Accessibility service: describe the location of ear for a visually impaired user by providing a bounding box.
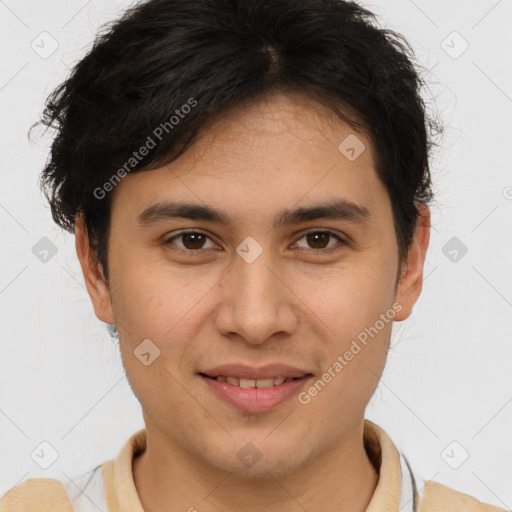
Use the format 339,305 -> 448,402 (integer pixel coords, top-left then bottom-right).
394,204 -> 431,321
75,213 -> 115,324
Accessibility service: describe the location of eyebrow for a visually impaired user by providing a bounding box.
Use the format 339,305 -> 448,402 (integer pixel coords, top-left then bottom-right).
137,199 -> 370,229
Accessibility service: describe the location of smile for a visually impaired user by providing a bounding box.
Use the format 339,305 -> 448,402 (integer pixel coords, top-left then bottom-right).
203,375 -> 301,388
198,364 -> 313,412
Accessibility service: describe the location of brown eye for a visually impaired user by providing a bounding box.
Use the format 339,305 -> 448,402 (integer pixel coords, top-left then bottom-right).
165,231 -> 216,252
180,233 -> 207,250
295,231 -> 344,252
306,232 -> 330,249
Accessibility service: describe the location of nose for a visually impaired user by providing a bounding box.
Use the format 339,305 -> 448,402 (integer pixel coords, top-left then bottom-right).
214,250 -> 298,345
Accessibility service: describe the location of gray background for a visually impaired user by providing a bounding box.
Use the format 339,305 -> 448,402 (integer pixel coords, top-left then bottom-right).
1,0 -> 511,508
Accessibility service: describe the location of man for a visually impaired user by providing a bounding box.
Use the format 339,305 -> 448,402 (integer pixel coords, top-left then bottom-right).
1,0 -> 505,510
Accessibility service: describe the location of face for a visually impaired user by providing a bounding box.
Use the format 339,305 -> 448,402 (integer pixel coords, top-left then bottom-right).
76,92 -> 429,478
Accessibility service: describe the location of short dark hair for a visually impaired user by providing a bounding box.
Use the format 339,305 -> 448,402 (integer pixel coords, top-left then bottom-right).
36,0 -> 442,281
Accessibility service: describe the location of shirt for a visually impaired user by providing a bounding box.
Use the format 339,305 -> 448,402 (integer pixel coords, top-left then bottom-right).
1,419 -> 507,511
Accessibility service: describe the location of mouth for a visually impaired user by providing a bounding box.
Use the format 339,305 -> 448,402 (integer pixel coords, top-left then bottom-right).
198,364 -> 313,412
200,374 -> 302,388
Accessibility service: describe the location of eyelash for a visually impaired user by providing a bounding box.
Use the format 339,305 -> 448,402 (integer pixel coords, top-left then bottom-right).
163,229 -> 346,255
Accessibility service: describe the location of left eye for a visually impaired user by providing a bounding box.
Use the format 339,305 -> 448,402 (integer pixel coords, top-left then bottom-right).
294,231 -> 343,251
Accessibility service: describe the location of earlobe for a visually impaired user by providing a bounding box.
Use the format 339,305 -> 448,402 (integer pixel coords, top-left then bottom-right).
75,213 -> 115,324
394,204 -> 431,321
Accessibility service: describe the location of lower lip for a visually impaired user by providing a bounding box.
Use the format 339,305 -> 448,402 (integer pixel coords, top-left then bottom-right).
200,375 -> 311,413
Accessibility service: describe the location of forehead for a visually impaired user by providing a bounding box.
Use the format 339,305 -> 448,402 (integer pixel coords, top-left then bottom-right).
109,92 -> 387,223
192,91 -> 373,163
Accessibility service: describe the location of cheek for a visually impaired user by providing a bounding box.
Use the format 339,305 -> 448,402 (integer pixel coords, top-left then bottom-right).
292,258 -> 395,398
107,255 -> 206,413
107,251 -> 224,381
108,249 -> 198,337
297,257 -> 397,338
296,271 -> 394,420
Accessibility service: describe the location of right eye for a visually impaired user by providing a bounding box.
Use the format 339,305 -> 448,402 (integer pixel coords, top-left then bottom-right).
163,230 -> 219,254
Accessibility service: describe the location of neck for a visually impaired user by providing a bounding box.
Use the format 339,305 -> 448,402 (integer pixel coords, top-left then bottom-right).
133,418 -> 379,512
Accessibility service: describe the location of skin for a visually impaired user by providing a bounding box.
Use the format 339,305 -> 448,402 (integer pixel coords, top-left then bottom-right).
75,91 -> 430,512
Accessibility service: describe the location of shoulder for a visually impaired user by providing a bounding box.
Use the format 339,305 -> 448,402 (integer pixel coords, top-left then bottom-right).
418,480 -> 508,512
0,477 -> 73,511
0,465 -> 107,512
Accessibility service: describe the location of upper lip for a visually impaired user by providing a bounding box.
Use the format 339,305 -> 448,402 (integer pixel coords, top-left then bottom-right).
200,364 -> 312,380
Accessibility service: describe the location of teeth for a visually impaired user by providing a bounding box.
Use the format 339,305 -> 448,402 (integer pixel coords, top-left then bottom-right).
215,376 -> 291,387
239,378 -> 256,388
255,378 -> 274,388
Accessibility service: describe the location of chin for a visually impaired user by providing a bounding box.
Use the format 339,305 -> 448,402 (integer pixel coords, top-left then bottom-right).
203,444 -> 306,480
227,459 -> 302,480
